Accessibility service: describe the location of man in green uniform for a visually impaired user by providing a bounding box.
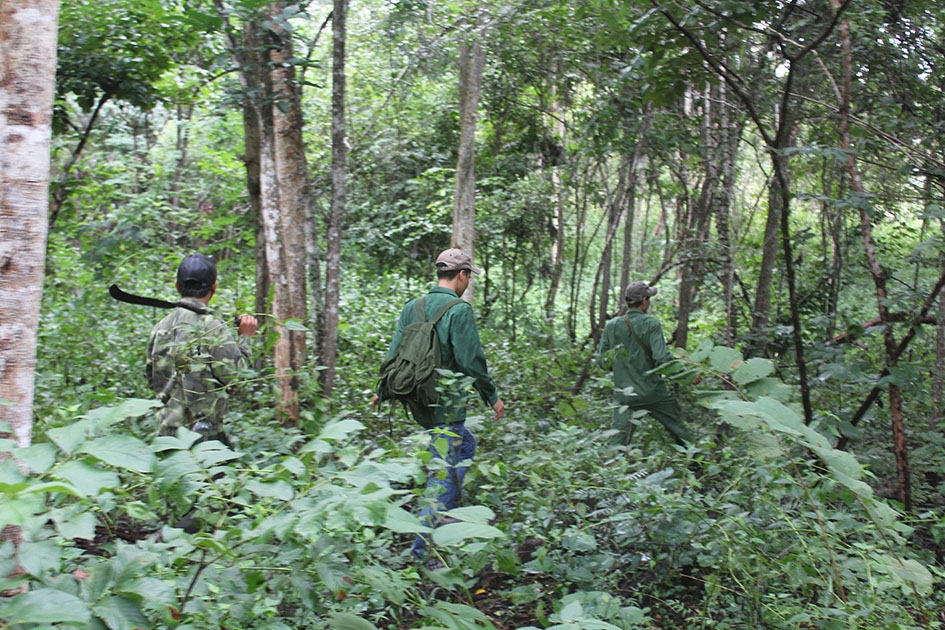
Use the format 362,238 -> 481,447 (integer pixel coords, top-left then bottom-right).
147,254 -> 258,446
373,248 -> 504,560
597,281 -> 691,446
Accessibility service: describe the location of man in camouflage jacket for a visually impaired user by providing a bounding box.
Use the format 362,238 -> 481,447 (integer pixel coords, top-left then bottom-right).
147,254 -> 258,446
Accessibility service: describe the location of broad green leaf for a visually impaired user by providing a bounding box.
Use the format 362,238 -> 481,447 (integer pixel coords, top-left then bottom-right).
709,399 -> 763,429
0,589 -> 91,624
246,479 -> 294,500
85,399 -> 162,430
562,530 -> 597,552
300,439 -> 333,454
192,441 -> 241,466
559,599 -> 584,621
18,540 -> 64,577
79,435 -> 153,473
810,445 -> 863,480
0,495 -> 44,528
0,457 -> 27,486
731,358 -> 774,385
155,450 -> 201,483
709,346 -> 743,373
743,377 -> 794,401
421,601 -> 493,628
118,578 -> 176,607
14,442 -> 58,474
124,501 -> 159,520
152,430 -> 202,452
46,420 -> 92,455
317,417 -> 365,442
883,557 -> 934,596
383,505 -> 427,534
283,318 -> 309,331
443,505 -> 496,524
690,339 -> 714,363
92,595 -> 148,630
54,460 -> 120,495
53,510 -> 96,540
432,521 -> 505,545
328,612 -> 379,630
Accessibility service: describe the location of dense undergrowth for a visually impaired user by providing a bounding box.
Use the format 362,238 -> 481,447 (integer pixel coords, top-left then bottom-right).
3,244 -> 945,628
3,325 -> 944,627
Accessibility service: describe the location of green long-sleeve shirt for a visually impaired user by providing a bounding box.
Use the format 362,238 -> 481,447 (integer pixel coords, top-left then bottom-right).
597,309 -> 674,406
385,286 -> 499,426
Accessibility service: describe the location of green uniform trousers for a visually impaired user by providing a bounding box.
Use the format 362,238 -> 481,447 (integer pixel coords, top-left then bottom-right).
609,396 -> 691,446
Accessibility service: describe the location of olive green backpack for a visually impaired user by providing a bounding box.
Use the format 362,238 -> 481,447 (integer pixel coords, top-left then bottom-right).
378,296 -> 464,428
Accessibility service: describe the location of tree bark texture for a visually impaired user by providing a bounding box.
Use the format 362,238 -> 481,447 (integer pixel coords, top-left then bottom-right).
0,0 -> 59,597
220,0 -> 311,422
320,0 -> 348,397
0,0 -> 59,448
452,33 -> 485,300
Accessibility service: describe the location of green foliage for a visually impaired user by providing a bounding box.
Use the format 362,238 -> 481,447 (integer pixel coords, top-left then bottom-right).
57,0 -> 200,112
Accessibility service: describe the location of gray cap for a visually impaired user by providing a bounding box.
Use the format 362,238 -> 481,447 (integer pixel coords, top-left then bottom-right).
625,281 -> 657,305
435,248 -> 482,274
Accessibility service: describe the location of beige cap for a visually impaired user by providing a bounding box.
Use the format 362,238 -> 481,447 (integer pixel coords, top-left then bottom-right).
435,248 -> 482,274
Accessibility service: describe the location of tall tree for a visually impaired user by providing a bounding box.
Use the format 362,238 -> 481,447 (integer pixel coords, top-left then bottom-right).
0,0 -> 60,448
0,0 -> 59,598
452,10 -> 486,299
655,0 -> 854,423
217,0 -> 311,422
320,0 -> 348,397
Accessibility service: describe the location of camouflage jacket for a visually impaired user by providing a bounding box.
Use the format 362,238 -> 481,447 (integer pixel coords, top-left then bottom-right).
146,300 -> 252,438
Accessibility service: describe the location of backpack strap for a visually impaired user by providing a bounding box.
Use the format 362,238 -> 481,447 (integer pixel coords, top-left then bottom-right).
423,297 -> 465,325
623,314 -> 655,368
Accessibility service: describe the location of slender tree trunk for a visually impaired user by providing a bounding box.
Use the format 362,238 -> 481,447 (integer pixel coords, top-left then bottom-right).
0,0 -> 60,596
934,231 -> 945,426
829,3 -> 910,508
242,98 -> 269,329
543,94 -> 566,337
452,28 -> 485,300
320,0 -> 347,397
171,102 -> 193,209
715,84 -> 741,347
749,167 -> 783,356
674,87 -> 719,349
48,92 -> 109,227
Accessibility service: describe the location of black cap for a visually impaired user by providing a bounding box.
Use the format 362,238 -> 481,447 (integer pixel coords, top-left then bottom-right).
176,254 -> 217,295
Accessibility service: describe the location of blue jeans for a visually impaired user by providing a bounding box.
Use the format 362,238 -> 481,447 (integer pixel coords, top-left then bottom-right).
411,423 -> 476,558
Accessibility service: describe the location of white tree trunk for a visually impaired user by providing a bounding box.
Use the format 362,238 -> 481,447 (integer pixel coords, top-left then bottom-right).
0,0 -> 59,448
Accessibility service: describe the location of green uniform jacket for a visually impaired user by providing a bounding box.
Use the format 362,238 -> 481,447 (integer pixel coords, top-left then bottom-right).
146,300 -> 252,438
597,309 -> 675,407
385,286 -> 499,426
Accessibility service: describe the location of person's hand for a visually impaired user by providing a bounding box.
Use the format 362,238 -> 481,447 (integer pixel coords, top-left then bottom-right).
370,394 -> 380,407
492,398 -> 505,420
238,314 -> 258,337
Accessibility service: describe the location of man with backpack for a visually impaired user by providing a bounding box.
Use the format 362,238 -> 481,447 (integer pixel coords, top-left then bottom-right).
373,248 -> 504,561
597,281 -> 692,447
